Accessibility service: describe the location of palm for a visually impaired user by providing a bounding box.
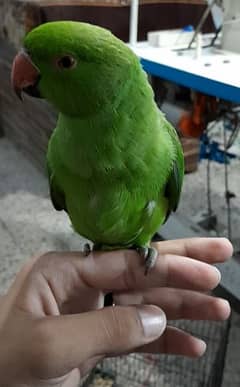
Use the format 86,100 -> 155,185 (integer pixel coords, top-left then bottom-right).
4,239 -> 231,387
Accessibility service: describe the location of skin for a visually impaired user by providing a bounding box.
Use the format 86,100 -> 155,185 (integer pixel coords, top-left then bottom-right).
0,238 -> 232,387
18,21 -> 184,251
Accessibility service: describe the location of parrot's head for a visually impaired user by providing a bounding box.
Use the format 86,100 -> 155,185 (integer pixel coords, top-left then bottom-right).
11,21 -> 138,116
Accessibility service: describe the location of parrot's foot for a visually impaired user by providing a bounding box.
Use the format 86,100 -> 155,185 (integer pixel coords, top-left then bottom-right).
136,246 -> 158,276
83,243 -> 102,256
83,243 -> 91,256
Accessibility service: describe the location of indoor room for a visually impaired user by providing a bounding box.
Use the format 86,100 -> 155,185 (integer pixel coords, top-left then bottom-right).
0,1 -> 239,386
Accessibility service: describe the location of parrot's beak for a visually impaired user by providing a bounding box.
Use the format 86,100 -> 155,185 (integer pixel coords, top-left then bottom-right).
11,49 -> 41,101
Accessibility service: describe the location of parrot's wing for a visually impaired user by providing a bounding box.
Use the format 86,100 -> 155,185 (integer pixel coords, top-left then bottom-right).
164,160 -> 182,222
164,121 -> 184,222
47,160 -> 67,212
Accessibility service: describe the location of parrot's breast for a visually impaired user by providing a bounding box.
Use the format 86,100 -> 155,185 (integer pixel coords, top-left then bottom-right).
65,177 -> 168,247
47,90 -> 178,247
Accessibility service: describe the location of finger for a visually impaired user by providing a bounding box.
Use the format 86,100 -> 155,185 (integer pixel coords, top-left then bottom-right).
155,238 -> 233,263
114,289 -> 231,321
136,326 -> 207,358
81,250 -> 221,291
1,255 -> 40,323
32,305 -> 166,379
8,255 -> 40,297
29,246 -> 222,307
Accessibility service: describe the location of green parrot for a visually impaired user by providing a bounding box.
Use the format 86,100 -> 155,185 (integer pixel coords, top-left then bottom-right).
11,21 -> 184,274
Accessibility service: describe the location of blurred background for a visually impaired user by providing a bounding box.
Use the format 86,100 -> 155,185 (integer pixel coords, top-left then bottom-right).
0,1 -> 240,386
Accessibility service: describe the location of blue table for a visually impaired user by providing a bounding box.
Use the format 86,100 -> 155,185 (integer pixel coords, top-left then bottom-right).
132,42 -> 240,103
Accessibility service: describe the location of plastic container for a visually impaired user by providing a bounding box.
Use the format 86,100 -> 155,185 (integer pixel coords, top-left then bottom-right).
147,27 -> 194,48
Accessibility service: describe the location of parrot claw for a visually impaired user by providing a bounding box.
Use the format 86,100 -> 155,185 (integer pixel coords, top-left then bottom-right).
83,243 -> 91,256
136,246 -> 158,276
83,243 -> 102,256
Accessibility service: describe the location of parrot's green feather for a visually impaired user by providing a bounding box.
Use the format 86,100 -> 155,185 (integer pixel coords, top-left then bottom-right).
164,161 -> 181,223
47,160 -> 67,212
23,21 -> 184,249
164,121 -> 184,222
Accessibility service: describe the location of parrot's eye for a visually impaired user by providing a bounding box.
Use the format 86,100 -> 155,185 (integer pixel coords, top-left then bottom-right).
56,55 -> 76,70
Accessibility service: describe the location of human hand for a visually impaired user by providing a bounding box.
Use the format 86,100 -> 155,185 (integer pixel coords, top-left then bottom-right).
0,238 -> 232,387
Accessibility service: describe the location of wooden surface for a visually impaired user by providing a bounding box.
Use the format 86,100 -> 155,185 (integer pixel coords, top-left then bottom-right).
35,1 -> 214,42
19,1 -> 207,6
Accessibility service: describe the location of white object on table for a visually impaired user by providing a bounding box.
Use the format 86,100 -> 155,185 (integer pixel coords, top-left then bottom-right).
222,0 -> 240,54
147,29 -> 195,49
131,40 -> 240,102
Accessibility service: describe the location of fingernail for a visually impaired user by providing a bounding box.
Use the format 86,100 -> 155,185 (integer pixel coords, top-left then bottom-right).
137,305 -> 166,339
196,340 -> 207,357
217,298 -> 231,320
220,298 -> 231,311
213,266 -> 221,283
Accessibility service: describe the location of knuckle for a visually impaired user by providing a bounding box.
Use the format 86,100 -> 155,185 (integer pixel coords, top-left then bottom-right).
101,308 -> 122,343
122,251 -> 139,290
158,253 -> 170,285
33,251 -> 62,274
100,307 -> 141,351
39,251 -> 59,264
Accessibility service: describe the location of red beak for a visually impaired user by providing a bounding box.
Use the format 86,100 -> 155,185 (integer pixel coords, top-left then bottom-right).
11,50 -> 41,100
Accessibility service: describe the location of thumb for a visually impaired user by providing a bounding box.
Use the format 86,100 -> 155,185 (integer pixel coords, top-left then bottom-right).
89,305 -> 167,356
35,305 -> 166,377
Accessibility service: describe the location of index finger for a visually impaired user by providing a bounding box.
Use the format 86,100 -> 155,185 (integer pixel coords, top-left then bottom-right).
79,243 -> 222,292
79,237 -> 232,291
26,238 -> 230,304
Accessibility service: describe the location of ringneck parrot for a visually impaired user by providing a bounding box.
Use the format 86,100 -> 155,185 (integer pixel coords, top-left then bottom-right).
11,21 -> 184,274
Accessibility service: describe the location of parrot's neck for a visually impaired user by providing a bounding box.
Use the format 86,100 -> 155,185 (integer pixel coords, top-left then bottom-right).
57,80 -> 152,144
53,73 -> 160,178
